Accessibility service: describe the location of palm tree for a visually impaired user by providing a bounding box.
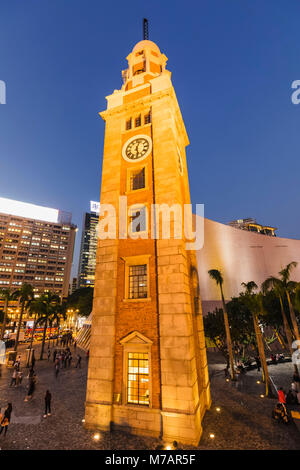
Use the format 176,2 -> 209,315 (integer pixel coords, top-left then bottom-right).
262,278 -> 293,353
26,298 -> 43,366
208,269 -> 236,380
241,282 -> 272,396
0,287 -> 18,340
50,300 -> 67,347
262,274 -> 298,374
36,292 -> 61,360
279,262 -> 300,341
14,283 -> 34,352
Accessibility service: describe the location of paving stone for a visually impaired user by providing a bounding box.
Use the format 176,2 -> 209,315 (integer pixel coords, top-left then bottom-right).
0,346 -> 299,450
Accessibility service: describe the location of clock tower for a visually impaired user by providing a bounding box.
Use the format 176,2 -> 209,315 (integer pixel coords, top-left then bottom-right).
85,38 -> 211,445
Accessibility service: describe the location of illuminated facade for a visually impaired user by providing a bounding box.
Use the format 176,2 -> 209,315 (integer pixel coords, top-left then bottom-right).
196,216 -> 300,315
78,216 -> 300,340
0,197 -> 76,299
77,202 -> 99,289
85,39 -> 211,445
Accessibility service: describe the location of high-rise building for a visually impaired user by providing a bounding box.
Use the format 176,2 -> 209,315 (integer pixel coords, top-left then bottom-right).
85,39 -> 210,445
0,197 -> 76,299
69,277 -> 78,295
77,201 -> 99,289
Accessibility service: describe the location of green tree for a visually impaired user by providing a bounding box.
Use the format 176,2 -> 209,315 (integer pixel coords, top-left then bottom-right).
240,282 -> 272,396
208,269 -> 236,380
0,287 -> 18,340
262,290 -> 290,349
32,292 -> 61,360
262,278 -> 293,354
204,308 -> 228,360
49,300 -> 67,347
14,284 -> 34,352
26,299 -> 43,367
262,272 -> 299,374
66,287 -> 93,317
279,262 -> 300,341
204,300 -> 254,361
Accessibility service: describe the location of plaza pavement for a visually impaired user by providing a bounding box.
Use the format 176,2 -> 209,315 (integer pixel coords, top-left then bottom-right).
0,344 -> 300,450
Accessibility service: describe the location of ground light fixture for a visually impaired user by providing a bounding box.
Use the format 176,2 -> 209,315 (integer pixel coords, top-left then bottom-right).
82,419 -> 85,423
260,394 -> 265,398
257,381 -> 261,384
93,433 -> 101,441
209,433 -> 215,439
216,407 -> 221,412
164,441 -> 178,450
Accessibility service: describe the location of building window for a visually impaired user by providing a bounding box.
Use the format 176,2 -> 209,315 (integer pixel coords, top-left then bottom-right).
135,115 -> 141,127
130,167 -> 145,191
144,112 -> 151,125
129,264 -> 147,299
126,118 -> 132,130
127,352 -> 149,405
129,205 -> 147,234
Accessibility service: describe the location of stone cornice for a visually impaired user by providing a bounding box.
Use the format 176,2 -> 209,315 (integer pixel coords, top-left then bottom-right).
100,88 -> 189,147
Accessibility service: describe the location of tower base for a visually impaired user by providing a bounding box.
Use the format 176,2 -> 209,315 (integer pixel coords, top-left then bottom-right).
84,400 -> 210,446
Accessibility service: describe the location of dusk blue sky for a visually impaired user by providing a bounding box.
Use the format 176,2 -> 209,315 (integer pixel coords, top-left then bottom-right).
1,0 -> 300,278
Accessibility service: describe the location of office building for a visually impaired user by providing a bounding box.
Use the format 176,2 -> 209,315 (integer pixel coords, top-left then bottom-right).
77,201 -> 99,288
0,197 -> 76,299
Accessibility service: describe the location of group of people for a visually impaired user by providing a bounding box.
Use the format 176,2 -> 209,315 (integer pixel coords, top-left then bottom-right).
270,353 -> 285,364
278,372 -> 300,406
8,354 -> 37,402
59,332 -> 74,348
52,347 -> 84,378
0,387 -> 52,437
272,372 -> 300,424
1,334 -> 87,438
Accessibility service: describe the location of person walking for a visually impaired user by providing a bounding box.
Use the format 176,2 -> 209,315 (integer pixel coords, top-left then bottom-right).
44,390 -> 52,418
0,403 -> 12,437
47,348 -> 51,361
16,355 -> 21,370
24,373 -> 36,401
10,369 -> 17,387
16,370 -> 23,387
67,352 -> 72,368
54,361 -> 59,379
75,354 -> 81,368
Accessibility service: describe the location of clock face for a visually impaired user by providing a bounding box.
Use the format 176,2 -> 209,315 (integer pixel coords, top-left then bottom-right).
122,135 -> 152,162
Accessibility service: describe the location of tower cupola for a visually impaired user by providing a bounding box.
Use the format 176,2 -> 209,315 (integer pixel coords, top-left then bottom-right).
122,40 -> 168,91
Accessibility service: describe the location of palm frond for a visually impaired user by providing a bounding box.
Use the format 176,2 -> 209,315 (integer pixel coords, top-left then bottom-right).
208,269 -> 223,286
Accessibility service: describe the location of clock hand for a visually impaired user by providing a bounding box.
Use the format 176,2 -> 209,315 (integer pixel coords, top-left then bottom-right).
131,143 -> 138,154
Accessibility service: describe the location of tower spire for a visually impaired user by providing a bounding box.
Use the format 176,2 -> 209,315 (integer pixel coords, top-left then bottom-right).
143,18 -> 149,40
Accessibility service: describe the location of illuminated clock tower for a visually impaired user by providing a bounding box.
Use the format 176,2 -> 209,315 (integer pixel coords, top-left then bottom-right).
85,36 -> 211,445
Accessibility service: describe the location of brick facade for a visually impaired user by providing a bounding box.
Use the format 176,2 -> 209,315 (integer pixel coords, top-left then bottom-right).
85,39 -> 211,445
